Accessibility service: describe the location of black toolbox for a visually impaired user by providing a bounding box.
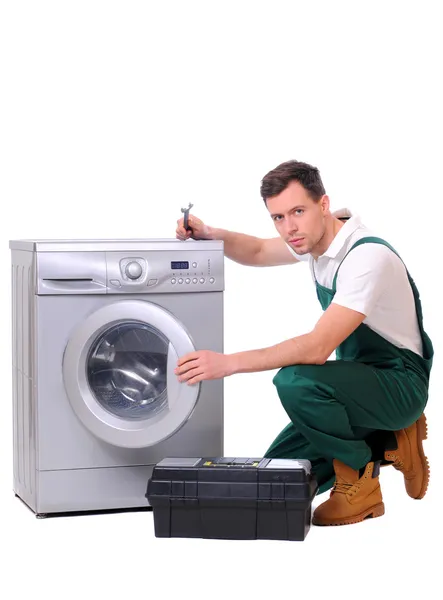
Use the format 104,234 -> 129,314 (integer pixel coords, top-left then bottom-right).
146,457 -> 318,541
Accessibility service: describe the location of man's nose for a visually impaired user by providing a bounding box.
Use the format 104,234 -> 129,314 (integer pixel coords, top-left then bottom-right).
285,216 -> 298,235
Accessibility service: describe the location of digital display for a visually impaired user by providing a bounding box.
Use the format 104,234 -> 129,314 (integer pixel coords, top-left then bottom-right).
171,261 -> 189,270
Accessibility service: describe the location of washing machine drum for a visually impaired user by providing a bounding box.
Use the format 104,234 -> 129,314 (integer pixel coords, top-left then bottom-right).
88,323 -> 169,420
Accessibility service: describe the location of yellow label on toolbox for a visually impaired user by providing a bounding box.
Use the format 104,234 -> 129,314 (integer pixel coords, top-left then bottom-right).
202,459 -> 261,467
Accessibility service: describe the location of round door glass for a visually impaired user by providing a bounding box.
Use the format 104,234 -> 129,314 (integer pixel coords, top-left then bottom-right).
87,321 -> 169,420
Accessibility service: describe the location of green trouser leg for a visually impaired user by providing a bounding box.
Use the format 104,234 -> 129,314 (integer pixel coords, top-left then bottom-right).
265,422 -> 336,494
264,360 -> 427,494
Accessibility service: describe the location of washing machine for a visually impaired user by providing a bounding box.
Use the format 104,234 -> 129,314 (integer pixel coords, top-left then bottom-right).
10,239 -> 224,516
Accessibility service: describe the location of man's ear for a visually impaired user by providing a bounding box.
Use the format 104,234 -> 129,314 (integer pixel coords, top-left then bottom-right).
320,194 -> 330,214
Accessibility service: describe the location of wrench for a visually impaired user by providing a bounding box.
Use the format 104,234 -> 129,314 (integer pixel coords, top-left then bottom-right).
181,202 -> 194,231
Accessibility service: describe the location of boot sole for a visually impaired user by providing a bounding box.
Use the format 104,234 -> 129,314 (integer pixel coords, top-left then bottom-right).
312,502 -> 385,526
414,413 -> 430,500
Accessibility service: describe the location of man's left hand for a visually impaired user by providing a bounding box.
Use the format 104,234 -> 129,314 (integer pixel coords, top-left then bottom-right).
175,350 -> 235,384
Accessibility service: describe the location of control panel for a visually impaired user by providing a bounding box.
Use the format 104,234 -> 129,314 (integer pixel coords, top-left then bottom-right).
170,258 -> 215,287
105,250 -> 223,293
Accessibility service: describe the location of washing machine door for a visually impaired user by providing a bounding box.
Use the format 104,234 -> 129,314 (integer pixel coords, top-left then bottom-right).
63,300 -> 200,448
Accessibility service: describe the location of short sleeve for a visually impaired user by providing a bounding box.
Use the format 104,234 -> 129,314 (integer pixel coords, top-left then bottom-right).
332,244 -> 396,316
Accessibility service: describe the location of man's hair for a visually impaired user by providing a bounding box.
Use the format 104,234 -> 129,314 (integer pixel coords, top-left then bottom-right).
260,160 -> 326,203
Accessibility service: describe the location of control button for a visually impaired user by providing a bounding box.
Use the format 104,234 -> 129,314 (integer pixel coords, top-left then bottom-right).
110,279 -> 121,288
199,278 -> 205,284
192,262 -> 197,268
171,278 -> 176,284
147,279 -> 158,286
178,278 -> 184,284
192,278 -> 198,284
209,277 -> 215,284
185,278 -> 191,284
125,261 -> 143,280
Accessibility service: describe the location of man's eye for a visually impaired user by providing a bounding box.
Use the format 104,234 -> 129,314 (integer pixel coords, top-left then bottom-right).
273,215 -> 282,221
295,209 -> 304,215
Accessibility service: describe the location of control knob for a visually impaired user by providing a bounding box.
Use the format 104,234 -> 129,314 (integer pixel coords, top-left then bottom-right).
125,261 -> 143,280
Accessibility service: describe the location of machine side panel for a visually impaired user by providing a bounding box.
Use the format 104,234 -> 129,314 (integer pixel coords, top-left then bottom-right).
11,249 -> 37,511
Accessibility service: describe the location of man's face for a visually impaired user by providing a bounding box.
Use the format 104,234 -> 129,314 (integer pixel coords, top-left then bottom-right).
266,181 -> 329,256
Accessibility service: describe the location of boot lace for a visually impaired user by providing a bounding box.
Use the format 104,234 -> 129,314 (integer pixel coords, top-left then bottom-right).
393,458 -> 404,470
332,481 -> 359,495
388,452 -> 404,470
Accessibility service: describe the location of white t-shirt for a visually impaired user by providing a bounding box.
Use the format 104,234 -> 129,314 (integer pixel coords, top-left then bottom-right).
286,209 -> 423,357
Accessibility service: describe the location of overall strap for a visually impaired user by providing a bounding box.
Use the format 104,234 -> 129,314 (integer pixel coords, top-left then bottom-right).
331,235 -> 433,368
331,236 -> 399,293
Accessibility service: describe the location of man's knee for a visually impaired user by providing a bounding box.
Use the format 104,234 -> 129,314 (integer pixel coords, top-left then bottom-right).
273,365 -> 330,414
273,364 -> 316,387
273,364 -> 325,391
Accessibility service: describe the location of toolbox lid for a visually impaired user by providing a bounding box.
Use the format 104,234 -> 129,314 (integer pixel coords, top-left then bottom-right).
264,458 -> 311,472
147,457 -> 318,502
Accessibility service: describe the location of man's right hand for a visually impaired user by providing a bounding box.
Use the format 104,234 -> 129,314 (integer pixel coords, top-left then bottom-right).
176,215 -> 213,241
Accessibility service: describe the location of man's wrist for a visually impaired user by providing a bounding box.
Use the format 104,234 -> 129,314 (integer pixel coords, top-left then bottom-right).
229,354 -> 239,376
207,226 -> 220,240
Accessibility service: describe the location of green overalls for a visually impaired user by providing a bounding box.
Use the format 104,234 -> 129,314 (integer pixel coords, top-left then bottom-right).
265,237 -> 434,494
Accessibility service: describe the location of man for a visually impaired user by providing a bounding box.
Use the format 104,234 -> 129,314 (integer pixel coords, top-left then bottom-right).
174,160 -> 433,526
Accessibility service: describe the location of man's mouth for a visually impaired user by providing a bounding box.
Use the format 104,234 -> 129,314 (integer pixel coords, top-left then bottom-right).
289,237 -> 304,246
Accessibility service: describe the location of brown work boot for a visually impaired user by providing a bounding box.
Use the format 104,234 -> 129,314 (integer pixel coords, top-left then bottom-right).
312,460 -> 385,526
384,413 -> 429,499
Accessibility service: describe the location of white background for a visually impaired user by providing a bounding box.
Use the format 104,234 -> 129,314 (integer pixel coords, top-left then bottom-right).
0,1 -> 442,598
